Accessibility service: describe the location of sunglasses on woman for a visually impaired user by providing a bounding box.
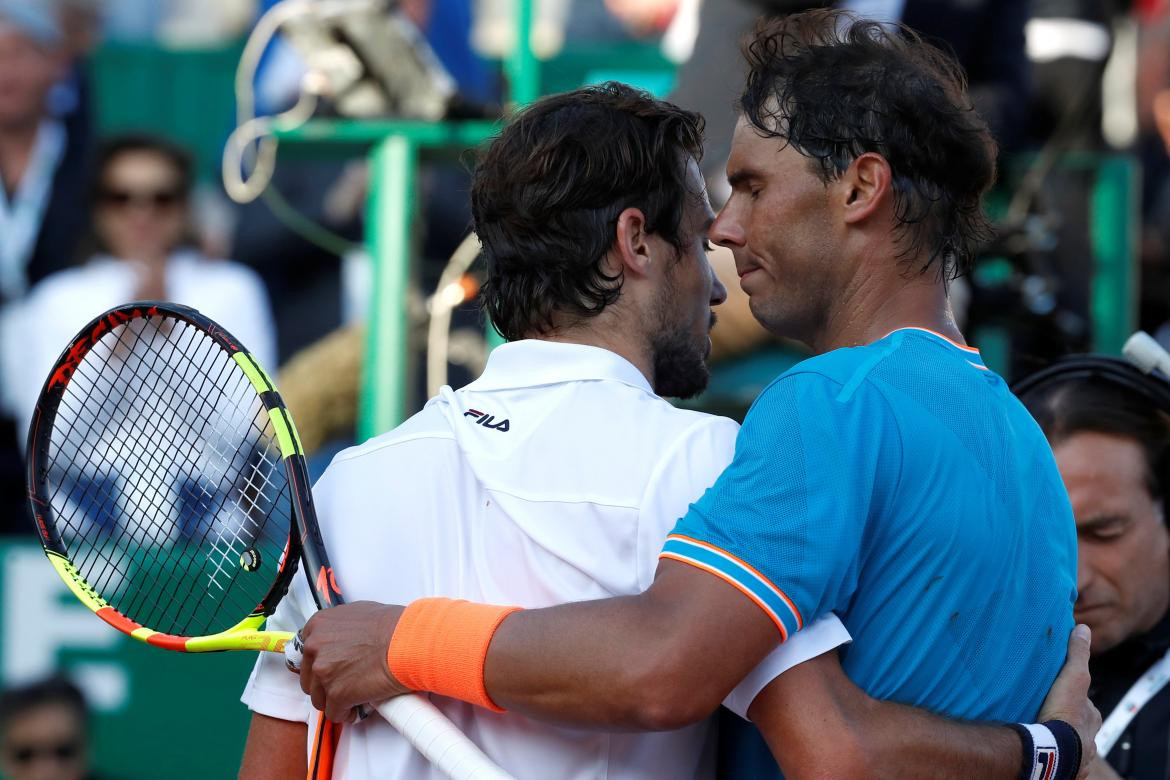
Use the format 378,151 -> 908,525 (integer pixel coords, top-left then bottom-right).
98,187 -> 185,210
6,739 -> 81,765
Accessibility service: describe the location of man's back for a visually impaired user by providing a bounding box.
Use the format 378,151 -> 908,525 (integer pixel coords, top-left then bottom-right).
698,329 -> 1078,776
244,340 -> 741,778
825,329 -> 1076,716
685,328 -> 1076,714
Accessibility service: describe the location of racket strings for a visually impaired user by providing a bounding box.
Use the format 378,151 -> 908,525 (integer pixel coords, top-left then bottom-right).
42,314 -> 292,637
56,317 -> 238,609
66,319 -> 284,631
62,321 -> 232,593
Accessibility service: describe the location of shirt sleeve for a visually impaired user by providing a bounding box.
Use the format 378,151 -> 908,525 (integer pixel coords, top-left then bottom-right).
721,613 -> 852,720
240,567 -> 316,723
239,470 -> 342,722
636,415 -> 740,590
661,371 -> 899,640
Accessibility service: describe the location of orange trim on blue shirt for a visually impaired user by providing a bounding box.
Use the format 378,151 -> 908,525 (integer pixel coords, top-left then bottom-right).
660,534 -> 803,638
887,327 -> 981,354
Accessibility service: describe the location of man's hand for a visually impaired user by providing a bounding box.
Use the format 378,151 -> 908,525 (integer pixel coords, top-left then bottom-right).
1038,624 -> 1101,780
296,601 -> 411,722
1086,758 -> 1123,780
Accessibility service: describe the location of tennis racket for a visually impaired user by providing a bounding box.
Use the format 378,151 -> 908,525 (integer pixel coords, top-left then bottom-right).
26,302 -> 513,780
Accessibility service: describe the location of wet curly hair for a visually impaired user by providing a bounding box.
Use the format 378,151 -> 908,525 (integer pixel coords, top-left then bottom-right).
739,9 -> 997,279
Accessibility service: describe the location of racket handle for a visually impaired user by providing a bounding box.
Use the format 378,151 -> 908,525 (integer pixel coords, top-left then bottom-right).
284,631 -> 304,671
287,633 -> 513,779
373,695 -> 515,780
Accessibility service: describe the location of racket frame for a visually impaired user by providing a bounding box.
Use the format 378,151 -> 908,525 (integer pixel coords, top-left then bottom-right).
25,301 -> 335,652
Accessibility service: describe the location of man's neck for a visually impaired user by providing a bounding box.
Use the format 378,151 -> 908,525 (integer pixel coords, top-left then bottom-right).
0,120 -> 43,195
813,255 -> 963,354
533,319 -> 654,390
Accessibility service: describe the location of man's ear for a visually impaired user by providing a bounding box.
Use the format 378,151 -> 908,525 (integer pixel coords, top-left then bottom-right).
612,207 -> 655,278
840,152 -> 893,225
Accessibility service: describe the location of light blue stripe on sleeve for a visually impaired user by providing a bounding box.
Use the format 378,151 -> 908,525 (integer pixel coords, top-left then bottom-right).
660,536 -> 801,639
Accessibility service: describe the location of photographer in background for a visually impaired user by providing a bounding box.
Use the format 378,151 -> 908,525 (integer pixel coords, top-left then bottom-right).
1016,357 -> 1170,779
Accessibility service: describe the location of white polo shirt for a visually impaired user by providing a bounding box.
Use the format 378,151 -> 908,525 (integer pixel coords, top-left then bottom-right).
242,340 -> 849,779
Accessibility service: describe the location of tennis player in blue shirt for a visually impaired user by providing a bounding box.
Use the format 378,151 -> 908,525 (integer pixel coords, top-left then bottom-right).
291,10 -> 1092,778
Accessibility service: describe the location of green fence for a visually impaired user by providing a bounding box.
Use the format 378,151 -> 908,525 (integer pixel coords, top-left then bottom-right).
0,541 -> 254,780
90,41 -> 243,181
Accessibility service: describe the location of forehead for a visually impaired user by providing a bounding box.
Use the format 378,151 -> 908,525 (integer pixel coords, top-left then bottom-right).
726,116 -> 809,179
681,155 -> 714,224
103,150 -> 181,181
4,701 -> 84,737
1052,431 -> 1153,509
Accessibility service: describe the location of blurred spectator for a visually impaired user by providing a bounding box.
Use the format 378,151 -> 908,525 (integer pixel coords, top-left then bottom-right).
473,0 -> 571,59
49,0 -> 103,158
0,135 -> 276,466
603,0 -> 680,37
0,2 -> 92,537
0,2 -> 90,304
1017,361 -> 1170,780
0,676 -> 93,780
229,160 -> 354,363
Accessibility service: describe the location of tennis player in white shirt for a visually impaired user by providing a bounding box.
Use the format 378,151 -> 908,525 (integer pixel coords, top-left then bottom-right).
239,82 -> 848,779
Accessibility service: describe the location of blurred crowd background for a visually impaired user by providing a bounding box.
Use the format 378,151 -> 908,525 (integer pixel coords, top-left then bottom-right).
0,0 -> 1168,777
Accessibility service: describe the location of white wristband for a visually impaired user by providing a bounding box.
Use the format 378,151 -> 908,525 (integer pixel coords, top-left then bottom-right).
1022,722 -> 1058,780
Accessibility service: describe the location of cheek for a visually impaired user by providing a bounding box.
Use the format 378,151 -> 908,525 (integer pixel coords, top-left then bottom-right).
1113,523 -> 1170,599
95,211 -> 122,240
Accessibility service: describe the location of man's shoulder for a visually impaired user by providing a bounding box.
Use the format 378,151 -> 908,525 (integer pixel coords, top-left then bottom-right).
752,340 -> 902,415
325,405 -> 457,468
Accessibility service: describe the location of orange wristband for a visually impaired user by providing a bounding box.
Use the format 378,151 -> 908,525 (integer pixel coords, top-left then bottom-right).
387,597 -> 522,712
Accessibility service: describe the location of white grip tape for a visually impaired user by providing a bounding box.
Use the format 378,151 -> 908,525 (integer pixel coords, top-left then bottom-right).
284,631 -> 303,672
375,695 -> 515,780
285,632 -> 512,779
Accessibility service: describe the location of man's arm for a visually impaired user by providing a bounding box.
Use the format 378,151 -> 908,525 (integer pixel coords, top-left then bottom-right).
238,713 -> 307,780
751,625 -> 1099,780
299,584 -> 1098,779
299,559 -> 778,729
486,559 -> 779,728
751,650 -> 1019,779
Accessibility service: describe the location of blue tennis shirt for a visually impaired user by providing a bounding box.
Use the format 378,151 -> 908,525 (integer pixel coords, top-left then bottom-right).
664,328 -> 1077,736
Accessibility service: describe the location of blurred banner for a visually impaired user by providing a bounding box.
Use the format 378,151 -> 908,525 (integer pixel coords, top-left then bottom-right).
0,540 -> 254,779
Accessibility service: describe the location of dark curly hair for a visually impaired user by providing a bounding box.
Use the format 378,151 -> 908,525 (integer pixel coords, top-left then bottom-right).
0,675 -> 88,733
739,9 -> 997,278
473,82 -> 705,341
91,133 -> 194,205
1019,370 -> 1170,504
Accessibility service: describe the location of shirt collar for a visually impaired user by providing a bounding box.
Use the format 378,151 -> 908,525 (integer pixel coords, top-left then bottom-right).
886,327 -> 987,370
465,339 -> 655,394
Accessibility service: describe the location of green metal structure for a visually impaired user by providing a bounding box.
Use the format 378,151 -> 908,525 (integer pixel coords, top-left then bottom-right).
275,0 -> 538,440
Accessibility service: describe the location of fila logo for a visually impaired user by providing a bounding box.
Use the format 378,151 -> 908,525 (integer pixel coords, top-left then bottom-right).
1032,748 -> 1056,780
464,408 -> 511,432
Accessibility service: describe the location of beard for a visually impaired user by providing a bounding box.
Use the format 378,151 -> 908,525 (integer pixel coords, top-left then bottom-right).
650,327 -> 711,399
649,284 -> 713,400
